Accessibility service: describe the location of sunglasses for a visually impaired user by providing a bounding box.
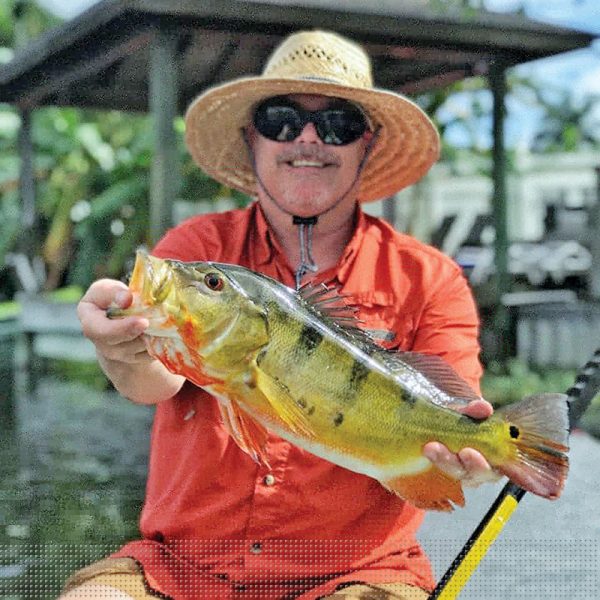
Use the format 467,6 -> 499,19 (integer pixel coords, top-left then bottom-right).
252,96 -> 369,146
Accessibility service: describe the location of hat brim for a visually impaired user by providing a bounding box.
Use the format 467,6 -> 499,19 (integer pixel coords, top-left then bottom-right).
184,77 -> 440,202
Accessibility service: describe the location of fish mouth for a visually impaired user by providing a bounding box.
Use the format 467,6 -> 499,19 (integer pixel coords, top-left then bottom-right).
106,251 -> 175,327
130,251 -> 174,306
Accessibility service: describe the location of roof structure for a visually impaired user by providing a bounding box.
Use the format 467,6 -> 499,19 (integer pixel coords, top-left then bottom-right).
2,0 -> 596,344
0,0 -> 594,111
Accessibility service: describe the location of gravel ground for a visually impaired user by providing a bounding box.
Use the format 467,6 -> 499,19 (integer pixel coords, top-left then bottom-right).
418,430 -> 599,599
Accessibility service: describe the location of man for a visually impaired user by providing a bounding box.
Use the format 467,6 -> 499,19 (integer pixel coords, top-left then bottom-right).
63,30 -> 496,600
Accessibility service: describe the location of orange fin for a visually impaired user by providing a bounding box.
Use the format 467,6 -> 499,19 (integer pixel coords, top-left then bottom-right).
215,395 -> 271,468
382,466 -> 465,512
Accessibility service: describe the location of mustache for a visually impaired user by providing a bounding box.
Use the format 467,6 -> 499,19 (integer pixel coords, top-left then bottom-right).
276,145 -> 340,166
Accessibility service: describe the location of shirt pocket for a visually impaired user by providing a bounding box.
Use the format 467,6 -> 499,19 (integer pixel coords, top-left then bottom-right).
350,291 -> 415,351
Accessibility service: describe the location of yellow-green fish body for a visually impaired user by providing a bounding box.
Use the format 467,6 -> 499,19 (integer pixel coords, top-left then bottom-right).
109,251 -> 569,511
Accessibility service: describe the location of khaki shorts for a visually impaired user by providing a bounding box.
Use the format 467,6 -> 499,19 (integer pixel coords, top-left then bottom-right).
60,557 -> 165,599
60,557 -> 429,600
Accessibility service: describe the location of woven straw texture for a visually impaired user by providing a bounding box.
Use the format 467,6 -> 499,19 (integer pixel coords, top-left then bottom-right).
184,30 -> 440,202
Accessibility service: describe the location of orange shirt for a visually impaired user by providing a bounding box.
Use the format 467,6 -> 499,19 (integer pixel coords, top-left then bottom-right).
113,202 -> 482,599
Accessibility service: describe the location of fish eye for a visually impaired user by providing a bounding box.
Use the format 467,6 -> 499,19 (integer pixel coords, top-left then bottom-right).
204,272 -> 224,291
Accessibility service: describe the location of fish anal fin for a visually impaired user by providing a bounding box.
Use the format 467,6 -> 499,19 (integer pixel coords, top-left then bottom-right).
214,393 -> 271,468
382,466 -> 465,512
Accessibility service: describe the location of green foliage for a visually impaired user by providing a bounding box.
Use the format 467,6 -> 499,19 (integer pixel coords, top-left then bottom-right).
482,359 -> 600,436
511,76 -> 600,152
0,102 -> 239,292
482,359 -> 577,407
0,0 -> 60,48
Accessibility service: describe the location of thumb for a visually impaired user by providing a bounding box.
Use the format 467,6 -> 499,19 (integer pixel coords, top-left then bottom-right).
113,288 -> 133,309
459,398 -> 494,420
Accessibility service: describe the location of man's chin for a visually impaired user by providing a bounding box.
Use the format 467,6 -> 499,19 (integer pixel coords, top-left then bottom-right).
278,192 -> 337,217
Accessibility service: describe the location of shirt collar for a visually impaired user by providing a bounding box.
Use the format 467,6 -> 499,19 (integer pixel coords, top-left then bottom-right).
251,201 -> 386,300
252,202 -> 281,267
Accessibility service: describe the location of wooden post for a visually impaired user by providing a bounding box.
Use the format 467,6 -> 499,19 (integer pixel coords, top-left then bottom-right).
149,28 -> 181,246
590,167 -> 600,299
18,108 -> 36,261
489,58 -> 510,361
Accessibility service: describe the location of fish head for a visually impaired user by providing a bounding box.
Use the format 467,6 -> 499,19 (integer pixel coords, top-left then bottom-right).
109,250 -> 269,380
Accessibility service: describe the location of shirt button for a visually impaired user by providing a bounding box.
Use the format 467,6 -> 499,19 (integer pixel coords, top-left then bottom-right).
250,542 -> 262,554
263,474 -> 276,486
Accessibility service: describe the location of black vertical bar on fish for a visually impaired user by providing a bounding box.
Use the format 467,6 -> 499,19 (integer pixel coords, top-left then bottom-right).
428,348 -> 600,600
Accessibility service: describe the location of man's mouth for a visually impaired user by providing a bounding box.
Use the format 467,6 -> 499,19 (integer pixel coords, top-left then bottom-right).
277,148 -> 340,169
288,159 -> 330,168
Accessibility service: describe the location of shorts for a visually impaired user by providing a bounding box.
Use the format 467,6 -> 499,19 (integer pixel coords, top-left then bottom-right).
60,557 -> 165,599
60,557 -> 429,600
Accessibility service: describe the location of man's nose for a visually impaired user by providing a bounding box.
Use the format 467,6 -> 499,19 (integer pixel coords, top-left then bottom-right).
295,121 -> 322,143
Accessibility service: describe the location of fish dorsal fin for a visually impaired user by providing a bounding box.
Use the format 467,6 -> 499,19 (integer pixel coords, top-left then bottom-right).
380,350 -> 481,408
213,392 -> 271,467
298,282 -> 358,320
298,283 -> 394,345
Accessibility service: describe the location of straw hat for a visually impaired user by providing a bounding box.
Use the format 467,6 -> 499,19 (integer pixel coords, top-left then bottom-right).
184,30 -> 440,203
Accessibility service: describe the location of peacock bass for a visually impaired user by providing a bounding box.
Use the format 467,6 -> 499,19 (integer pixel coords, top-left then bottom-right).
107,250 -> 570,511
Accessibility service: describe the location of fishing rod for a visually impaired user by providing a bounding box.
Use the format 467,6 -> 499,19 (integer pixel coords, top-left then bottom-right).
428,347 -> 600,600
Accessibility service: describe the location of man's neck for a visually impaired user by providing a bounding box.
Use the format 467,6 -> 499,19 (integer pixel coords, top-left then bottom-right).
259,200 -> 358,275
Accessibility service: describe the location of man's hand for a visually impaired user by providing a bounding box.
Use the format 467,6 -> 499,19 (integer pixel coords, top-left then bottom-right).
78,279 -> 152,364
423,399 -> 501,488
77,278 -> 185,404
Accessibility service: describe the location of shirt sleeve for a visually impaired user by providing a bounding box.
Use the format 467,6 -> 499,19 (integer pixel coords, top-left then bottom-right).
411,265 -> 483,395
151,218 -> 211,262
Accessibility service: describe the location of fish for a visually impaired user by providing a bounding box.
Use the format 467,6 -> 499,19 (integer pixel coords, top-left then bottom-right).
107,250 -> 570,511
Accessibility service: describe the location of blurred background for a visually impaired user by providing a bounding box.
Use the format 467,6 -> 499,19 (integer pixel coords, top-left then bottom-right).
0,0 -> 599,598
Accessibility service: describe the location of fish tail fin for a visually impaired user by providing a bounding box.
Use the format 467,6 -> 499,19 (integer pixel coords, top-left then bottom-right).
495,392 -> 570,499
382,465 -> 465,512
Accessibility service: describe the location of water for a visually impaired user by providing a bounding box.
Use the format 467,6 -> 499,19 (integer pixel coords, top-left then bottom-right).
0,364 -> 154,599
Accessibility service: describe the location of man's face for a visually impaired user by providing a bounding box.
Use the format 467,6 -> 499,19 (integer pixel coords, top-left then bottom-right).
247,94 -> 373,219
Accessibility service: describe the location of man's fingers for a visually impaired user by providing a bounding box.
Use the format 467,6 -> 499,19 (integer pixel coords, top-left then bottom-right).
79,279 -> 132,310
423,442 -> 500,488
458,448 -> 501,487
77,278 -> 149,346
79,300 -> 148,345
99,337 -> 151,363
458,398 -> 494,420
423,442 -> 467,480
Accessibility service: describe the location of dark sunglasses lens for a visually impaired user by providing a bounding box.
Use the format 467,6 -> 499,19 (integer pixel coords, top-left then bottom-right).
316,106 -> 368,145
253,99 -> 368,145
254,104 -> 302,142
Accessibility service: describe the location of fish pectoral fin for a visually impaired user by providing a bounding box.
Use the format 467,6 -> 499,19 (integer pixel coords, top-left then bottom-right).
216,395 -> 271,467
382,465 -> 465,512
254,367 -> 317,440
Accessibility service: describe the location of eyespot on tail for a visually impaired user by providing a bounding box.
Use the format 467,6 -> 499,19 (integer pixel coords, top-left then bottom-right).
496,393 -> 569,499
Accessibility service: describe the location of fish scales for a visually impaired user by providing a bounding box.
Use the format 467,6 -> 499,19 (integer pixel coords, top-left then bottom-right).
107,251 -> 571,511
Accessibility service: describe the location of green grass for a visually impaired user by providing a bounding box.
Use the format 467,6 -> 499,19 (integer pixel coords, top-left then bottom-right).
0,301 -> 20,320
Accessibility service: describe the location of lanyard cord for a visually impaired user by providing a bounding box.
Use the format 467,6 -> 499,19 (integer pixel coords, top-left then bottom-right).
292,215 -> 318,289
242,127 -> 380,288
